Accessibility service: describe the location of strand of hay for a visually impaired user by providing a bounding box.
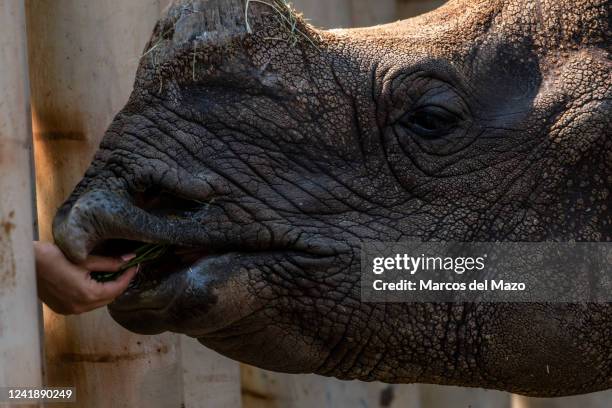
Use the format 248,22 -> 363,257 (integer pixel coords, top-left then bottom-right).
245,0 -> 318,47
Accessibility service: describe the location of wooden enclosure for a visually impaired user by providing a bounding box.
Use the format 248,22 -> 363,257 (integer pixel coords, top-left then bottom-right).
0,0 -> 609,407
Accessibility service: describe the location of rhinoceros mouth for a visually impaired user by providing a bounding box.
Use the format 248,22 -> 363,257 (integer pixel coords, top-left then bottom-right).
94,236 -> 290,298
102,234 -> 338,336
91,239 -> 213,288
93,235 -> 322,290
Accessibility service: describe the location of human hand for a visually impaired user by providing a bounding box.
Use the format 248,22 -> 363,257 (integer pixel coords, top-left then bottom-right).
34,241 -> 138,315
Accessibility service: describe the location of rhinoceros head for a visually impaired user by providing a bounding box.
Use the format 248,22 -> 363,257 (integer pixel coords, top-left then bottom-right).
53,0 -> 611,397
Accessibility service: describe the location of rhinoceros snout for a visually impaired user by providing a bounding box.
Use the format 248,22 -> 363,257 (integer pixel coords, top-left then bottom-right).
52,189 -> 182,262
53,190 -> 137,261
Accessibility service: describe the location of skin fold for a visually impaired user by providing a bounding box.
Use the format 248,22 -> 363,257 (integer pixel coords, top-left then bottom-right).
52,0 -> 611,397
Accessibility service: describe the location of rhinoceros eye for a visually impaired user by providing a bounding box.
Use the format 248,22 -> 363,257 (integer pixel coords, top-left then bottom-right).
400,106 -> 461,137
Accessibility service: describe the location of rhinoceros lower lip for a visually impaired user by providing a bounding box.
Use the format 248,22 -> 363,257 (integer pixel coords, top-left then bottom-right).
108,250 -> 212,314
107,244 -> 338,335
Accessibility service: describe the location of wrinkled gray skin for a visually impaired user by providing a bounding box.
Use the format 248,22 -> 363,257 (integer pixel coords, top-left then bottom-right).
53,0 -> 611,397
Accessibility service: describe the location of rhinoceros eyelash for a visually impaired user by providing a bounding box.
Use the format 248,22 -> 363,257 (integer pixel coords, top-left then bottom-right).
391,79 -> 468,114
397,105 -> 464,137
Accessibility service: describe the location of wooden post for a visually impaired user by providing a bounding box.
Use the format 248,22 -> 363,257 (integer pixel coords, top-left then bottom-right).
25,1 -> 180,407
0,0 -> 44,397
26,1 -> 242,406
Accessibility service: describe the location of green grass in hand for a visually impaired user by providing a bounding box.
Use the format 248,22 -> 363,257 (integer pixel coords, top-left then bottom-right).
91,244 -> 169,283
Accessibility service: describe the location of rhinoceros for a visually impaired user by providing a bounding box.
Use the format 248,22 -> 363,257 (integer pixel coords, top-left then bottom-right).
52,0 -> 611,397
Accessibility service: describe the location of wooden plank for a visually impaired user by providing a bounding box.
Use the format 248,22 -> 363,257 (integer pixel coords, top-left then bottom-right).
396,0 -> 447,19
242,366 -> 421,408
25,1 -> 183,407
0,0 -> 44,397
512,391 -> 612,408
181,336 -> 242,408
291,0 -> 395,29
241,367 -> 514,408
26,1 -> 243,406
291,0 -> 352,28
349,0 -> 396,27
420,384 -> 510,408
